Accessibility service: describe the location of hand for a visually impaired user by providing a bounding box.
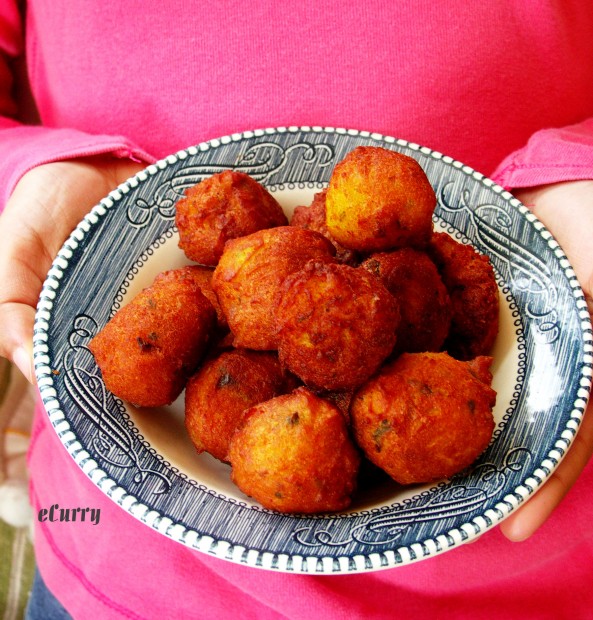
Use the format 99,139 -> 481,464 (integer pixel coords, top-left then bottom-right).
0,156 -> 145,383
499,180 -> 593,541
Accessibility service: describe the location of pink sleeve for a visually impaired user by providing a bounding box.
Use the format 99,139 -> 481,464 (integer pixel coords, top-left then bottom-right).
0,2 -> 154,211
491,118 -> 593,191
0,126 -> 155,209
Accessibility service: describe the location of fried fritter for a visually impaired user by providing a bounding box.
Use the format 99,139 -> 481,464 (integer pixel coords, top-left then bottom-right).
89,267 -> 216,407
181,264 -> 228,332
361,248 -> 451,355
211,226 -> 335,350
275,260 -> 400,391
325,146 -> 436,252
175,170 -> 288,266
350,352 -> 496,485
428,232 -> 499,360
290,189 -> 359,265
185,349 -> 297,462
228,387 -> 361,513
316,389 -> 354,422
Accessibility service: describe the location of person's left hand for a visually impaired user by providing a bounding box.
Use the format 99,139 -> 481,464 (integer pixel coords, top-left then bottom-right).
499,180 -> 593,541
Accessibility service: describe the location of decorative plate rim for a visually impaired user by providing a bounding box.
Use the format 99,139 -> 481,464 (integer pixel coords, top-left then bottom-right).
33,126 -> 593,574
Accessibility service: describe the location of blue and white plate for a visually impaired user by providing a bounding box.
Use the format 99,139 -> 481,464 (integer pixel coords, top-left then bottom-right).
34,127 -> 592,573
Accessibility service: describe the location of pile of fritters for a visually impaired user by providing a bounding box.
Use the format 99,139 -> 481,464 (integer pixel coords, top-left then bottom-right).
89,148 -> 499,514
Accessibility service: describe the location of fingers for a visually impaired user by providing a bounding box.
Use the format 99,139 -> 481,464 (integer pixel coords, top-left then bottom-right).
504,181 -> 593,540
0,206 -> 50,381
0,304 -> 36,383
500,397 -> 593,542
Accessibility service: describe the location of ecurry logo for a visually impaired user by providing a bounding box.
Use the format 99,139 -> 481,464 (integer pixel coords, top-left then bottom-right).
38,504 -> 101,525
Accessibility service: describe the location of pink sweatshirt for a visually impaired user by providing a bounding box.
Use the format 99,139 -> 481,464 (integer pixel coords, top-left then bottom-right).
2,1 -> 593,617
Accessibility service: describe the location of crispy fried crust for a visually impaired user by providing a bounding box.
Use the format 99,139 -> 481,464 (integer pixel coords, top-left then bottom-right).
185,349 -> 297,462
362,248 -> 451,355
91,158 -> 503,514
175,170 -> 288,266
428,232 -> 499,360
275,260 -> 400,390
211,226 -> 335,350
325,146 -> 436,252
229,387 -> 361,513
350,352 -> 496,485
88,267 -> 216,407
290,189 -> 359,265
180,264 -> 228,331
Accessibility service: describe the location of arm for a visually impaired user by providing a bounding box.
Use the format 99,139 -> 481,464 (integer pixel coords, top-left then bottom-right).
0,2 -> 152,378
491,122 -> 593,542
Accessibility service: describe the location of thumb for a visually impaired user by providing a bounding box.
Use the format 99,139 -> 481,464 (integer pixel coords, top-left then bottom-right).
0,302 -> 36,384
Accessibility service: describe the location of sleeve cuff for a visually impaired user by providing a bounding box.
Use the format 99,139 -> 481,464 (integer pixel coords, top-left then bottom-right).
0,125 -> 156,208
491,119 -> 593,191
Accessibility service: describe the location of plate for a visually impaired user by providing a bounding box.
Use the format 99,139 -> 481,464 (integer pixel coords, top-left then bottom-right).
34,127 -> 593,573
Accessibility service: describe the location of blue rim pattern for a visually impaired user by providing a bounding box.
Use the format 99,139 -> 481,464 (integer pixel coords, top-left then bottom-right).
33,127 -> 593,573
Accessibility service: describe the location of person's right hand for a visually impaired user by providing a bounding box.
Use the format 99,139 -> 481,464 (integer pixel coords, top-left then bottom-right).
0,155 -> 146,383
498,180 -> 593,542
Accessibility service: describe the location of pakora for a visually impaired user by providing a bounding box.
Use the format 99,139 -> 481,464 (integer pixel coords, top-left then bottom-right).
185,348 -> 297,462
350,352 -> 496,485
428,232 -> 499,360
275,260 -> 400,390
181,264 -> 228,332
290,189 -> 359,265
325,146 -> 436,252
361,248 -> 451,355
89,267 -> 216,407
212,226 -> 335,350
228,387 -> 361,513
175,169 -> 288,266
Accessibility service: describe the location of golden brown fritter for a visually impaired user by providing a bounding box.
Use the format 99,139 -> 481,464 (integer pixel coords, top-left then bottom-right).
290,189 -> 359,265
275,260 -> 400,391
89,268 -> 216,407
316,389 -> 354,422
350,352 -> 496,485
185,349 -> 297,462
211,226 -> 335,350
180,264 -> 228,332
325,146 -> 436,252
428,232 -> 499,360
175,170 -> 288,266
228,387 -> 361,513
361,248 -> 451,355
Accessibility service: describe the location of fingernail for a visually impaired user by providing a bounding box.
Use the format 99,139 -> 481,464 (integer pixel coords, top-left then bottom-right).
13,345 -> 35,384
